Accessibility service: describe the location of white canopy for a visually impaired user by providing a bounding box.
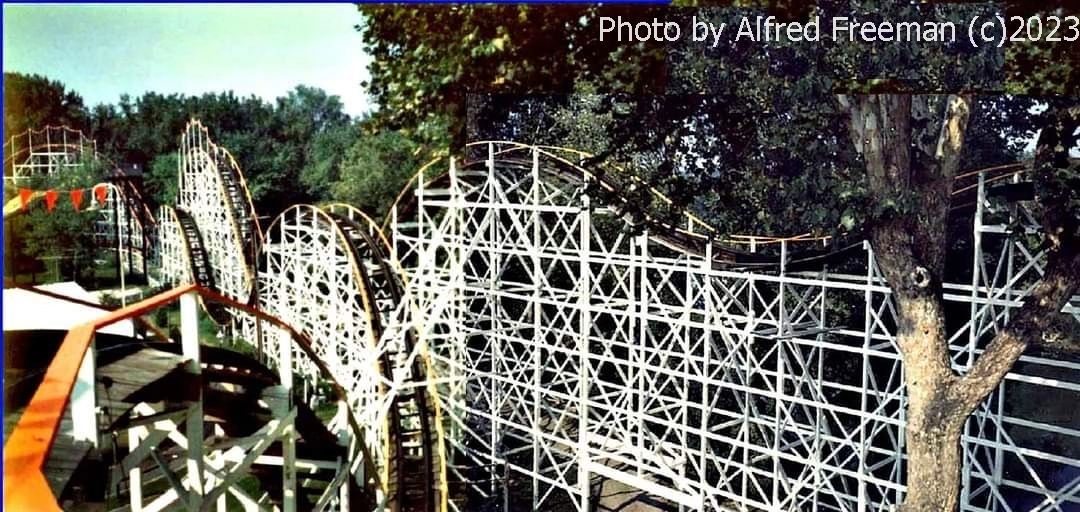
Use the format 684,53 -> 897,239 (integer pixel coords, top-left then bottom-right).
3,282 -> 134,337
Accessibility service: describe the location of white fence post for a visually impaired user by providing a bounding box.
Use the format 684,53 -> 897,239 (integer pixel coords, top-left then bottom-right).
70,335 -> 98,447
180,291 -> 204,508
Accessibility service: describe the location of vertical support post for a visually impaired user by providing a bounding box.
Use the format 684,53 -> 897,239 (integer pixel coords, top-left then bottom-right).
114,185 -> 127,306
577,184 -> 592,512
814,237 -> 827,509
282,422 -> 297,512
741,238 -> 756,500
993,173 -> 1019,497
180,291 -> 204,508
128,427 -> 143,511
126,183 -> 134,280
71,336 -> 98,446
636,230 -> 649,476
530,148 -> 542,508
699,235 -> 713,509
962,171 -> 987,508
487,143 -> 503,499
859,240 -> 872,511
771,240 -> 788,507
279,290 -> 297,512
678,237 -> 693,511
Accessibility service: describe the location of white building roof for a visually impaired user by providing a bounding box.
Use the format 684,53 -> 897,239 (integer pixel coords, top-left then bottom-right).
3,282 -> 134,337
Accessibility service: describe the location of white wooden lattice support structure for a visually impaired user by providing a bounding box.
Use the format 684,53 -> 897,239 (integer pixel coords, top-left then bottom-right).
390,142 -> 1080,512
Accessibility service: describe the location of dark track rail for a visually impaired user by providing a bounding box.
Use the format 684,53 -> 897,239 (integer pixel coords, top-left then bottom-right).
214,150 -> 259,255
392,148 -> 1032,273
328,211 -> 438,512
171,207 -> 230,324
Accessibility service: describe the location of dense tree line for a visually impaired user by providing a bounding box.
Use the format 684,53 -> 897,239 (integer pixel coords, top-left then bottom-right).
4,72 -> 422,219
3,71 -> 424,283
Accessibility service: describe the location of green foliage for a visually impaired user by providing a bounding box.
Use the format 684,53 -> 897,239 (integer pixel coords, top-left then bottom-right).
84,86 -> 356,216
1004,4 -> 1080,95
6,160 -> 107,283
300,123 -> 358,198
4,73 -> 368,284
358,5 -> 666,147
363,3 -> 1061,244
145,153 -> 179,206
3,72 -> 88,141
330,131 -> 423,216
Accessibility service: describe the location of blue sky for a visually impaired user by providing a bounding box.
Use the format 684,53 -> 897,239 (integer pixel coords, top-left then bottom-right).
2,4 -> 372,116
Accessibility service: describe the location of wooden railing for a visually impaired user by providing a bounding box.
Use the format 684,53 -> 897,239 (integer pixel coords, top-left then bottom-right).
3,283 -> 373,511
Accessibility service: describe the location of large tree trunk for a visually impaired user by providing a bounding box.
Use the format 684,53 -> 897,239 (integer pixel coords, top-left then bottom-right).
900,392 -> 966,512
839,95 -> 1080,511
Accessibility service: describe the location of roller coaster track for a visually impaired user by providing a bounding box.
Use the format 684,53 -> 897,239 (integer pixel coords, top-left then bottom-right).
3,127 -> 154,276
5,284 -> 378,511
253,204 -> 443,512
158,120 -> 445,511
10,120 -> 1076,512
389,141 -> 1033,271
3,126 -> 97,181
387,141 -> 1079,512
327,208 -> 438,512
211,140 -> 261,256
168,120 -> 259,313
161,205 -> 230,324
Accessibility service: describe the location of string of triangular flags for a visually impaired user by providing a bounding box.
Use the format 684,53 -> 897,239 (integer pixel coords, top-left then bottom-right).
17,184 -> 112,213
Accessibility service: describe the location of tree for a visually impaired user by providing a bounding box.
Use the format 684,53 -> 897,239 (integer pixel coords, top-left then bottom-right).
837,95 -> 1079,511
144,153 -> 179,206
1004,4 -> 1080,95
358,4 -> 666,147
300,123 -> 357,201
330,130 -> 423,216
3,73 -> 96,284
7,159 -> 109,284
2,72 -> 88,142
76,85 -> 354,216
274,86 -> 356,205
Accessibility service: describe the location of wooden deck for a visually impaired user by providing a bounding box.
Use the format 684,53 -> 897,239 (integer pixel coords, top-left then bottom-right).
43,345 -> 194,501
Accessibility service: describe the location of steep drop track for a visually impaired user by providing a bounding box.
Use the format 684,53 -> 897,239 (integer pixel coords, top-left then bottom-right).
328,210 -> 438,512
170,207 -> 230,324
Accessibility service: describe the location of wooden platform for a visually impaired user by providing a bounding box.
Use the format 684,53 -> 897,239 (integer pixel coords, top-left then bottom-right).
43,345 -> 193,499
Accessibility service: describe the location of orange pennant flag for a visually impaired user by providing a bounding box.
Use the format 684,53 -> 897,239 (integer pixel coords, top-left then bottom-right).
70,189 -> 85,211
19,188 -> 32,210
94,184 -> 108,206
44,190 -> 59,212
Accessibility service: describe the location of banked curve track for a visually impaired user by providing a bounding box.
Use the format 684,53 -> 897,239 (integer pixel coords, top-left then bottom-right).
158,120 -> 445,512
387,141 -> 1032,271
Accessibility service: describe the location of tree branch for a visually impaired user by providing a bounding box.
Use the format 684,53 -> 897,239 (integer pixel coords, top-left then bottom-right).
911,94 -> 971,279
954,101 -> 1080,411
956,247 -> 1080,410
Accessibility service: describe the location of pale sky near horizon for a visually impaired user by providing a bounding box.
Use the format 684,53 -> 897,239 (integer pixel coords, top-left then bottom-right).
2,4 -> 372,116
